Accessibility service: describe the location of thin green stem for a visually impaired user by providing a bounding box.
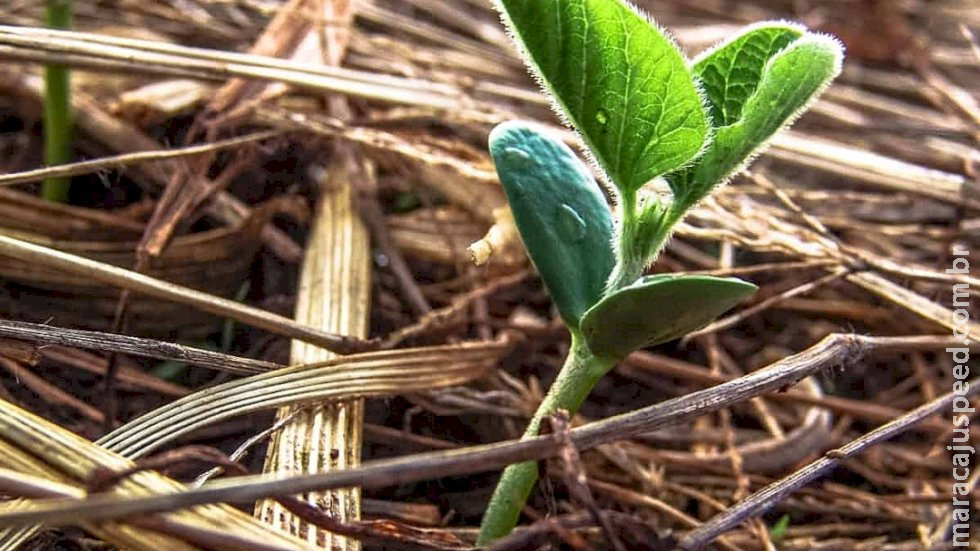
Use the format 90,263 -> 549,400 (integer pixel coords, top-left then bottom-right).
476,333 -> 615,545
608,195 -> 688,292
606,191 -> 645,292
42,0 -> 73,203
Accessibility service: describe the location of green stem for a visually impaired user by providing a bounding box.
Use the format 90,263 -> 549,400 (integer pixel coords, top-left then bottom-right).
476,333 -> 615,545
42,0 -> 73,203
606,192 -> 643,292
608,197 -> 686,292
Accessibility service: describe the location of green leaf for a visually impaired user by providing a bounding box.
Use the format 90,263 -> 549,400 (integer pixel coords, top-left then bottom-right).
669,30 -> 844,210
490,121 -> 615,328
580,274 -> 757,358
694,23 -> 805,127
770,514 -> 791,541
495,0 -> 710,195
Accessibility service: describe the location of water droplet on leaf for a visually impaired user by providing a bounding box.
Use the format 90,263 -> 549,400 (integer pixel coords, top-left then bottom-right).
556,203 -> 587,242
502,146 -> 532,168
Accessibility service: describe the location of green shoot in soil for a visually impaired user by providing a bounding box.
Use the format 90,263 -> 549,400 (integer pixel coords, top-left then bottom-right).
42,0 -> 74,203
478,0 -> 843,544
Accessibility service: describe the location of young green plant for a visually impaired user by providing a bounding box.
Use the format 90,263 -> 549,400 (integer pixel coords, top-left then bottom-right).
478,0 -> 844,544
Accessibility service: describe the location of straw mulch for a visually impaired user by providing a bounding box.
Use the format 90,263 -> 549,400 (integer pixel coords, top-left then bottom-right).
0,0 -> 977,550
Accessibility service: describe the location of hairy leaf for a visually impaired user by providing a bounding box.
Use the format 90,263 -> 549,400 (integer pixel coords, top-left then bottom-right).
694,23 -> 805,127
495,0 -> 710,195
669,31 -> 843,210
580,274 -> 757,358
490,121 -> 615,327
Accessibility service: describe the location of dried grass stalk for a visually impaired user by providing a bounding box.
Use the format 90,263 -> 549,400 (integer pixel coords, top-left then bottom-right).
0,69 -> 304,262
97,340 -> 504,459
0,398 -> 311,551
0,233 -> 367,353
255,159 -> 371,549
0,189 -> 282,336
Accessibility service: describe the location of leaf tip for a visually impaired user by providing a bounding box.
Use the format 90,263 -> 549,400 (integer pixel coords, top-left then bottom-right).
797,31 -> 847,77
488,119 -> 534,150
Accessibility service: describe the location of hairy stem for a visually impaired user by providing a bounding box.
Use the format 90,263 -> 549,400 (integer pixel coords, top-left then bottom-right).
606,192 -> 645,292
609,196 -> 686,292
477,333 -> 615,544
42,0 -> 73,203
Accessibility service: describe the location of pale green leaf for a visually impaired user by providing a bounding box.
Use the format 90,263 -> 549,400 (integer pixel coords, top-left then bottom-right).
495,0 -> 710,195
490,121 -> 615,327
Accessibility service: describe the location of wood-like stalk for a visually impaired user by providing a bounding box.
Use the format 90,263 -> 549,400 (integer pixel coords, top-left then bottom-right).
476,332 -> 615,544
1,335 -> 958,531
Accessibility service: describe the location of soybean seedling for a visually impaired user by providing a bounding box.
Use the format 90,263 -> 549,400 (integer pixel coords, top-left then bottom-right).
478,0 -> 843,544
